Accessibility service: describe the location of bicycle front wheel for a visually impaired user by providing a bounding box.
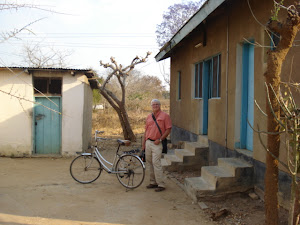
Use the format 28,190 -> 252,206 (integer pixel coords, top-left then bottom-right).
116,154 -> 145,189
70,155 -> 102,184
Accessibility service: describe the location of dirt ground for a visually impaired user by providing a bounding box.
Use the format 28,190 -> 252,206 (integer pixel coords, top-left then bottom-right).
168,170 -> 289,225
0,142 -> 217,225
0,135 -> 289,225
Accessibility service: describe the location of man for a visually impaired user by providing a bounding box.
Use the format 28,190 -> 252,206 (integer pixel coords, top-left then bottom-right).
143,99 -> 172,192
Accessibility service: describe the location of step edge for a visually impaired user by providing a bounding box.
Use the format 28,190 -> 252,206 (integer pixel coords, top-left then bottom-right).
201,166 -> 234,177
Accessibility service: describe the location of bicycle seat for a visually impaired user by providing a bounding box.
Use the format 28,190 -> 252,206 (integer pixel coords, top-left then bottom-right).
117,139 -> 131,146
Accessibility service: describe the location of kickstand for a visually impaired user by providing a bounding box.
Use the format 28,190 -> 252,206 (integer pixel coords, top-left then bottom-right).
125,175 -> 134,192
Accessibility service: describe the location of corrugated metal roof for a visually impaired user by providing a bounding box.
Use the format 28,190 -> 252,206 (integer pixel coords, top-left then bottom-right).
0,66 -> 93,72
0,66 -> 99,89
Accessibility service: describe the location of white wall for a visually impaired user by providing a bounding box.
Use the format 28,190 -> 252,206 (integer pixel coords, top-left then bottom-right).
61,74 -> 85,156
61,73 -> 93,156
82,80 -> 93,151
0,69 -> 33,156
0,69 -> 93,157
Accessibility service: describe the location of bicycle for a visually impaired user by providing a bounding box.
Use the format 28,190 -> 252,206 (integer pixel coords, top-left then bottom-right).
70,130 -> 145,189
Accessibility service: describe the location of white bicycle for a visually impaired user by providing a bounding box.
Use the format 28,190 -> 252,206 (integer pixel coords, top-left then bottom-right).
70,130 -> 145,189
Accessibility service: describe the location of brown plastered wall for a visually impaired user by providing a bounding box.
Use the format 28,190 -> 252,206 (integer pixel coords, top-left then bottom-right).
226,0 -> 271,163
170,8 -> 228,147
170,0 -> 268,150
170,42 -> 201,135
170,0 -> 299,168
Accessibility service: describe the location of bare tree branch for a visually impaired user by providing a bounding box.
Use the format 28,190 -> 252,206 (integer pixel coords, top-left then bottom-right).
248,119 -> 286,135
0,3 -> 72,15
265,82 -> 286,128
0,89 -> 61,114
0,18 -> 45,43
255,99 -> 268,117
257,124 -> 290,170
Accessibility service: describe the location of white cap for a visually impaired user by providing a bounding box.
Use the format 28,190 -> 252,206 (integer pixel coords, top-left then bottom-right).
151,99 -> 161,105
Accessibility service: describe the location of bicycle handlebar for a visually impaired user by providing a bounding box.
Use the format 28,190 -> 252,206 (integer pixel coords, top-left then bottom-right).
95,130 -> 104,134
94,130 -> 105,142
97,137 -> 107,141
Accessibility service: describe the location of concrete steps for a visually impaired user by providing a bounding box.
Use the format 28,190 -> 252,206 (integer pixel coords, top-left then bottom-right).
197,135 -> 208,146
161,137 -> 209,172
184,157 -> 253,201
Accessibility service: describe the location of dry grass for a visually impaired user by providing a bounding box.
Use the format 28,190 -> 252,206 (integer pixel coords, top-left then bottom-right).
92,99 -> 170,138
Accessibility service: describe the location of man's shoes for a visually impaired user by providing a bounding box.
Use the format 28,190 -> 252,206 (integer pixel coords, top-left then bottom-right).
146,184 -> 158,189
155,186 -> 166,192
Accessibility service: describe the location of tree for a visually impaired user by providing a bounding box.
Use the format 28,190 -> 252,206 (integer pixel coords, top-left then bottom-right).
21,43 -> 72,68
92,76 -> 104,110
106,69 -> 166,110
93,88 -> 103,110
254,81 -> 300,225
156,0 -> 205,48
97,52 -> 151,141
259,2 -> 300,225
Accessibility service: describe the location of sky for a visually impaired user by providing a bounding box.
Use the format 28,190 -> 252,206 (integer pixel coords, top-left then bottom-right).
0,0 -> 187,85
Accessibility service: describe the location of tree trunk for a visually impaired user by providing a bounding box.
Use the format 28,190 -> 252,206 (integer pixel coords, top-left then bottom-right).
293,181 -> 300,225
264,11 -> 300,224
289,176 -> 300,225
119,104 -> 136,141
114,102 -> 136,141
98,52 -> 150,142
264,52 -> 281,225
98,88 -> 136,141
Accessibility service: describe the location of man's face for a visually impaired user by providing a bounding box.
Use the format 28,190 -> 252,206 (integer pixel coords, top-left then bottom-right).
151,102 -> 161,113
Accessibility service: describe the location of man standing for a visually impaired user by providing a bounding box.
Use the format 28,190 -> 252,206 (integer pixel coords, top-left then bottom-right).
143,99 -> 172,192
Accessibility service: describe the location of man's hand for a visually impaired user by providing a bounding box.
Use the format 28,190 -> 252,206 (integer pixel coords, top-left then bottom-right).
154,139 -> 160,145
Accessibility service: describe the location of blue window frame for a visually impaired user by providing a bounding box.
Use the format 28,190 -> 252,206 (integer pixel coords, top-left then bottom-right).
270,32 -> 280,51
210,54 -> 221,98
194,62 -> 203,98
177,71 -> 181,100
194,54 -> 221,99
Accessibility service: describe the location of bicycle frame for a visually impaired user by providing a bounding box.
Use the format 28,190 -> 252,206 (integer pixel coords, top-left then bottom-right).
95,145 -> 120,173
71,130 -> 146,189
81,142 -> 144,174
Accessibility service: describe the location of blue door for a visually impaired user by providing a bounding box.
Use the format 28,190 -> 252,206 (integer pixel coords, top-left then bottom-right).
202,60 -> 211,135
34,97 -> 61,154
240,43 -> 254,150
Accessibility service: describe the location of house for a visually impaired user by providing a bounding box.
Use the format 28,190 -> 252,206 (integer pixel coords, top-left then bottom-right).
155,0 -> 299,207
0,67 -> 97,157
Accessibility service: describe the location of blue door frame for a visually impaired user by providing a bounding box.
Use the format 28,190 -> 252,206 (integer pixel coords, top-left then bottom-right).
202,60 -> 211,135
240,43 -> 254,150
34,97 -> 61,154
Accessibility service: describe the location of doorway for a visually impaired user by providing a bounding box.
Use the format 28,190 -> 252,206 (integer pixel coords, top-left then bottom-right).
240,43 -> 254,150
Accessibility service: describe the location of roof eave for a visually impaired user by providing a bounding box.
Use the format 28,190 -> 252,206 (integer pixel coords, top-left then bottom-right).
0,66 -> 98,89
155,0 -> 226,62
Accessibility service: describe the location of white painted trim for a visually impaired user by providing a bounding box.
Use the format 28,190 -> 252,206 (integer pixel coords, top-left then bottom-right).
155,0 -> 226,62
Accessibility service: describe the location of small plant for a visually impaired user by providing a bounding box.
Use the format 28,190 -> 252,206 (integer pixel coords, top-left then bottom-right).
271,0 -> 285,21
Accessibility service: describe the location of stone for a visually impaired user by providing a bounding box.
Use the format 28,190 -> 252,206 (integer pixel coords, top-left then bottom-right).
198,202 -> 209,210
248,192 -> 259,200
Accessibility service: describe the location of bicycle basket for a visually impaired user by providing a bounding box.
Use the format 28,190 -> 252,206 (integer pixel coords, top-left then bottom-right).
123,148 -> 141,155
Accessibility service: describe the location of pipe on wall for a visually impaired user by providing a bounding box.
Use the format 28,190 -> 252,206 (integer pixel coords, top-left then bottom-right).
225,4 -> 229,152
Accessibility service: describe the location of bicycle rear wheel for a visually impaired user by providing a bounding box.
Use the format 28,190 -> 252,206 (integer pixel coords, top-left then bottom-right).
70,155 -> 102,184
116,154 -> 145,189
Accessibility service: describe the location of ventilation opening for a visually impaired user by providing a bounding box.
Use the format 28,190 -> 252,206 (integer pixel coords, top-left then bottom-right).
34,77 -> 62,95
